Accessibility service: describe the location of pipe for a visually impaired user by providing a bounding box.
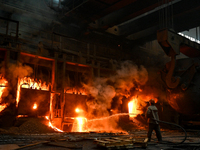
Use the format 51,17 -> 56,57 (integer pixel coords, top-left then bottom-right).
89,113 -> 187,144
153,118 -> 187,145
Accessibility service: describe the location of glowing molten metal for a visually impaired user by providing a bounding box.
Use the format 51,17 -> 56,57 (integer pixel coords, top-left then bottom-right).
48,122 -> 63,132
72,117 -> 87,132
128,97 -> 142,118
45,116 -> 63,132
72,108 -> 87,132
76,117 -> 85,132
33,103 -> 37,109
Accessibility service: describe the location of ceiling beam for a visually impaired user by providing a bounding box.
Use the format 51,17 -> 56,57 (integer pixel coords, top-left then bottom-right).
90,0 -> 138,20
89,0 -> 174,29
105,0 -> 181,36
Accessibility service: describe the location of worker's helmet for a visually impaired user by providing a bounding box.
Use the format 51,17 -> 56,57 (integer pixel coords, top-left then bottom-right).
149,99 -> 155,105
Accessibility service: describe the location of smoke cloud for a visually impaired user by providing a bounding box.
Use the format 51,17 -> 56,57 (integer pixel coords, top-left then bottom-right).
0,62 -> 33,104
82,60 -> 148,131
85,60 -> 148,117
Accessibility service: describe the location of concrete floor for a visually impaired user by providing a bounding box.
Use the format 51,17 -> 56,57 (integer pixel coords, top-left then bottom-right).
0,129 -> 199,150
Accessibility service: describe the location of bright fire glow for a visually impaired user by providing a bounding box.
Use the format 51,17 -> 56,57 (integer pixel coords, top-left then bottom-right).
20,77 -> 49,90
72,117 -> 87,132
73,107 -> 87,132
48,121 -> 64,132
33,103 -> 37,109
0,104 -> 7,112
0,76 -> 8,112
65,89 -> 86,95
16,77 -> 49,107
128,97 -> 142,118
75,108 -> 84,113
45,116 -> 63,132
17,115 -> 28,118
75,108 -> 80,113
77,117 -> 84,132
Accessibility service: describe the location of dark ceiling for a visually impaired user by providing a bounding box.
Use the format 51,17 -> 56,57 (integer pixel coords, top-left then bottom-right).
0,0 -> 200,48
58,0 -> 200,43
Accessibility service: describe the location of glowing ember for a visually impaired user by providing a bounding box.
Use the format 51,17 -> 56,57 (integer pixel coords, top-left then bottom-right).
45,116 -> 63,132
128,97 -> 142,118
33,103 -> 37,109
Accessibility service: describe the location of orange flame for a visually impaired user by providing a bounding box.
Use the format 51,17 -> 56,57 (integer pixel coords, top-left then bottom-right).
0,76 -> 8,112
128,97 -> 142,118
20,77 -> 49,90
65,89 -> 86,95
33,103 -> 37,109
16,77 -> 49,107
0,104 -> 7,112
16,79 -> 21,107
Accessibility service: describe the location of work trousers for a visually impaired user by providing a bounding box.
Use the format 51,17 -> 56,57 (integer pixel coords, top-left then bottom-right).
147,123 -> 162,142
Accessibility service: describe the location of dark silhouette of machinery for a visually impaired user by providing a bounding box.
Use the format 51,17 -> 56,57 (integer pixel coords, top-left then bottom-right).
157,29 -> 200,116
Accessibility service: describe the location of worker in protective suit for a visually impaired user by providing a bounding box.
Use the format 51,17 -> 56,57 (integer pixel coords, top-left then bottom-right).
146,99 -> 162,142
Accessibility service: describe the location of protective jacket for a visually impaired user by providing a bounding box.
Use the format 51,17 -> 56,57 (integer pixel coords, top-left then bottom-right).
146,105 -> 159,124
